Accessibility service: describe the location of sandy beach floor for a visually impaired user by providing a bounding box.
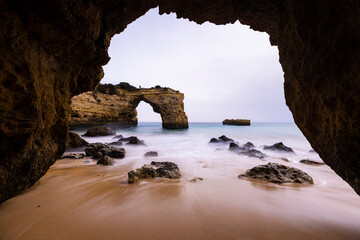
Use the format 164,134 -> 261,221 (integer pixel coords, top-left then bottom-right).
1,155 -> 360,240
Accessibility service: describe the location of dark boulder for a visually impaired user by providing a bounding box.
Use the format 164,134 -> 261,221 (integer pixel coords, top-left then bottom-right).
85,143 -> 125,159
128,161 -> 181,184
112,134 -> 124,139
97,156 -> 115,166
263,142 -> 294,153
239,149 -> 267,159
238,162 -> 314,184
67,132 -> 88,148
144,151 -> 158,157
60,153 -> 85,159
119,136 -> 145,145
209,135 -> 234,143
243,142 -> 255,149
82,126 -> 116,137
300,159 -> 325,165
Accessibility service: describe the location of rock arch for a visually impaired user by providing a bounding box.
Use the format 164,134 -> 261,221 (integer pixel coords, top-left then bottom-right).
70,83 -> 188,129
0,1 -> 359,202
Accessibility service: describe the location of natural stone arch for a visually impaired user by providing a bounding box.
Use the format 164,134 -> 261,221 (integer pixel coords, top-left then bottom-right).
0,1 -> 359,203
69,83 -> 188,129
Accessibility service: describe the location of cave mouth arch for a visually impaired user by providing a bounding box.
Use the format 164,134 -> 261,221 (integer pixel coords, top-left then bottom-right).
136,100 -> 162,124
0,1 -> 358,203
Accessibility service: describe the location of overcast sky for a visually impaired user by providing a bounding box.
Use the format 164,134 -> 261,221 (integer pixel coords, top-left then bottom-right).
102,8 -> 293,123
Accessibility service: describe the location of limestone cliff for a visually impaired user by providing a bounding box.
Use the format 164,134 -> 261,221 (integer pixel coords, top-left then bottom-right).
70,83 -> 188,129
0,0 -> 359,202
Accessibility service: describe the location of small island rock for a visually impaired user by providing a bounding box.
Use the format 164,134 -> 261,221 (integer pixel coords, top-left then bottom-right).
223,119 -> 250,126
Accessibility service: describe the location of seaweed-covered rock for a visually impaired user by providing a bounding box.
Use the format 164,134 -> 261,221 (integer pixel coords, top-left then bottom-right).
128,161 -> 181,183
144,151 -> 158,157
97,156 -> 115,166
263,142 -> 294,153
238,162 -> 313,184
82,126 -> 116,137
85,143 -> 125,159
60,153 -> 85,159
300,159 -> 325,165
67,132 -> 89,148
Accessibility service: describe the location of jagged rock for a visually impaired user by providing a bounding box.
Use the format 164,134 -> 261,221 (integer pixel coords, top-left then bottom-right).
190,177 -> 204,183
67,132 -> 88,148
223,119 -> 250,125
263,142 -> 294,153
97,156 -> 115,166
82,126 -> 116,137
209,135 -> 234,143
118,136 -> 145,145
60,153 -> 85,159
1,0 -> 359,203
85,143 -> 125,159
128,161 -> 181,184
239,149 -> 267,159
144,151 -> 158,157
70,83 -> 188,129
238,162 -> 314,184
300,159 -> 325,165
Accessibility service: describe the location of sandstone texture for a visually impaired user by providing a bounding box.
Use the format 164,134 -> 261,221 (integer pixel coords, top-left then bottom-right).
0,0 -> 359,202
128,161 -> 181,184
223,119 -> 250,126
70,83 -> 189,129
239,162 -> 314,184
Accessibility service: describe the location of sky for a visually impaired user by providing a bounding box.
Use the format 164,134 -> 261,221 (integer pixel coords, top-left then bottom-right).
102,8 -> 294,123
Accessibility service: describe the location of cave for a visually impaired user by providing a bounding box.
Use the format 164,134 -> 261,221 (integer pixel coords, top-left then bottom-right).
0,0 -> 359,203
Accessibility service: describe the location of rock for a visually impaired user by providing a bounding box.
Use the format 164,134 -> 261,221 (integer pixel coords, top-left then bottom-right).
128,161 -> 181,184
229,142 -> 242,151
144,151 -> 158,157
107,141 -> 123,146
1,0 -> 359,203
229,142 -> 255,151
112,134 -> 124,139
70,83 -> 188,129
300,159 -> 325,165
67,132 -> 88,148
309,149 -> 316,153
239,162 -> 314,184
223,119 -> 250,126
60,153 -> 85,159
82,126 -> 116,137
190,177 -> 204,183
85,143 -> 125,159
118,136 -> 145,145
263,142 -> 294,153
239,149 -> 267,159
243,142 -> 255,149
97,156 -> 115,166
279,158 -> 290,162
210,135 -> 234,143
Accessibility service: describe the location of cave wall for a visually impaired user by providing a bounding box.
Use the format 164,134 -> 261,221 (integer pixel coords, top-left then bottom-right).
0,0 -> 359,203
70,84 -> 188,129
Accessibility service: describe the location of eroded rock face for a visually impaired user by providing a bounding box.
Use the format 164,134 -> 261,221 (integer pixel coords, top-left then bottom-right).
70,83 -> 189,129
0,0 -> 359,202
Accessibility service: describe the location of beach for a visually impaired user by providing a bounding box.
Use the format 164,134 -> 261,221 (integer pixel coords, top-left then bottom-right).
1,123 -> 359,240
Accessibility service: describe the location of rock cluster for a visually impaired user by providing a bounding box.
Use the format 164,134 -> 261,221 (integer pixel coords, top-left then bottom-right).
70,83 -> 188,129
239,162 -> 314,184
209,135 -> 234,143
229,142 -> 266,159
223,119 -> 250,126
128,161 -> 181,184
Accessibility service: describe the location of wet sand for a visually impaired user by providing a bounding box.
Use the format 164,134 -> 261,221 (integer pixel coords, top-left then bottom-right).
1,154 -> 360,240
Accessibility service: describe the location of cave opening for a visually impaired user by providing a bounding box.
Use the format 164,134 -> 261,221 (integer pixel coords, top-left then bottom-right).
136,100 -> 162,124
101,8 -> 291,123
